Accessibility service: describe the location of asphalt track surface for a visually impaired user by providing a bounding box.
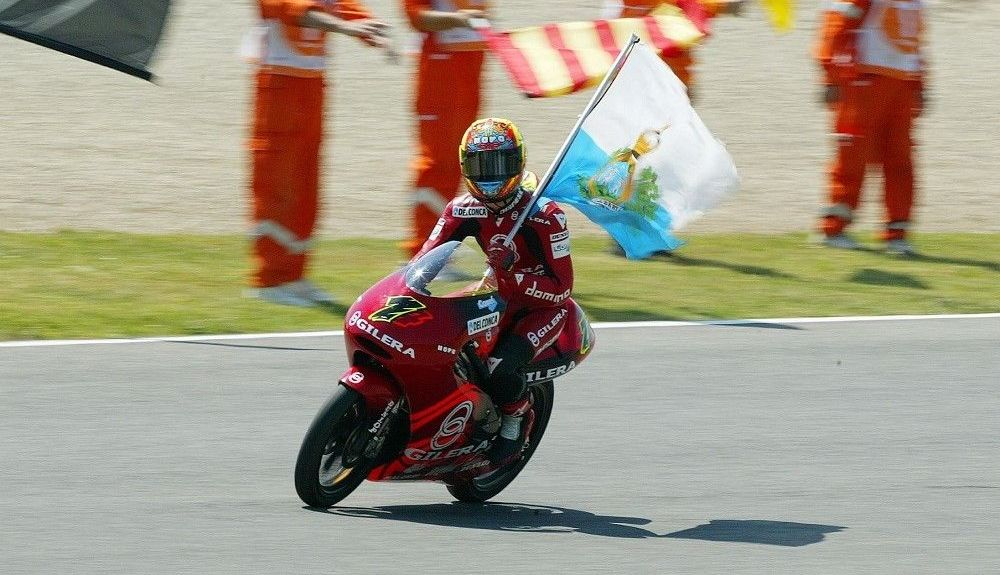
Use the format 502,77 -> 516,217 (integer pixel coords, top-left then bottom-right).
2,316 -> 998,574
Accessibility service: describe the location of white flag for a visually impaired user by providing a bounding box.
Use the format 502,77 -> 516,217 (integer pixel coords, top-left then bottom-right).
544,41 -> 740,258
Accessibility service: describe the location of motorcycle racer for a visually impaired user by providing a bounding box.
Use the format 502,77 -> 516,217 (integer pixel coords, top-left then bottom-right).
413,117 -> 575,465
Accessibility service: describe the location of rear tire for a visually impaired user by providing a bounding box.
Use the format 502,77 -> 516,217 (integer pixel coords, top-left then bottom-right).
294,385 -> 369,508
447,381 -> 554,503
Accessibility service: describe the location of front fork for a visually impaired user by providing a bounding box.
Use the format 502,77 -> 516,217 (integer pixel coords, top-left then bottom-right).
339,364 -> 407,465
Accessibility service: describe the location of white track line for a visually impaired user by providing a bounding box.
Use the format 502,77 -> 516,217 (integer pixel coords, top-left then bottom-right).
2,313 -> 997,348
594,313 -> 1000,329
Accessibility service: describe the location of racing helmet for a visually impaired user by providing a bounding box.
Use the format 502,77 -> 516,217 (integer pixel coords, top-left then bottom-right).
459,118 -> 526,213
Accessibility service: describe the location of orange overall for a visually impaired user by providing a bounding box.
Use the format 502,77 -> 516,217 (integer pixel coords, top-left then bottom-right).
816,0 -> 925,241
249,0 -> 372,287
605,0 -> 728,90
402,0 -> 488,257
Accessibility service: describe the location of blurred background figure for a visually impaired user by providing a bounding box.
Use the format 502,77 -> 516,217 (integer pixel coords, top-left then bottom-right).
814,0 -> 926,256
599,0 -> 745,102
401,0 -> 490,259
245,0 -> 389,307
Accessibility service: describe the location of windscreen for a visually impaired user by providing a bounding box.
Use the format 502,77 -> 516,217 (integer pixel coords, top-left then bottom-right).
403,240 -> 497,297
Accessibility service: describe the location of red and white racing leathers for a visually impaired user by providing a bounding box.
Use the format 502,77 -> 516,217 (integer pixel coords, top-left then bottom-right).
414,172 -> 574,403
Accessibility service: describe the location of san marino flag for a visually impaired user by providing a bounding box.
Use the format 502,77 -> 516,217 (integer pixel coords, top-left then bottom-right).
542,40 -> 740,259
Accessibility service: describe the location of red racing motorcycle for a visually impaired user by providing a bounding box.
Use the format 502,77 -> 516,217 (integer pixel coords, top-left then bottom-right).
294,240 -> 595,507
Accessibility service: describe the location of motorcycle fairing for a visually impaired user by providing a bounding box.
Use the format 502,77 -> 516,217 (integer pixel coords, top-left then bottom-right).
339,365 -> 400,420
367,382 -> 497,481
342,240 -> 594,484
523,300 -> 596,378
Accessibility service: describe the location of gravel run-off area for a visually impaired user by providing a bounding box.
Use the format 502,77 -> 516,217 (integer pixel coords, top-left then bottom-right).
1,0 -> 997,239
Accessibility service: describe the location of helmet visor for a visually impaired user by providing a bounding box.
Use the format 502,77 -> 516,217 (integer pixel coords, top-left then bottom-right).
462,149 -> 522,182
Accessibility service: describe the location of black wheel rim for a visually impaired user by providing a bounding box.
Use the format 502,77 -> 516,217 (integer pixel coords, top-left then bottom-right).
317,402 -> 364,493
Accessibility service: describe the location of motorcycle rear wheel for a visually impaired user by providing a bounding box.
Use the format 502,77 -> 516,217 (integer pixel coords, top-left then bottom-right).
447,380 -> 555,503
294,385 -> 369,508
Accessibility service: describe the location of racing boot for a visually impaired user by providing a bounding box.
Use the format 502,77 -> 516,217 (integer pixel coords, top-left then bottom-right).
487,396 -> 535,466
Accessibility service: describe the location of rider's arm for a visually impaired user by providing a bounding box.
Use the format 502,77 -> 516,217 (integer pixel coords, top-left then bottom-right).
504,203 -> 574,307
299,10 -> 388,43
261,1 -> 388,46
261,0 -> 372,25
815,0 -> 869,87
403,0 -> 486,32
412,199 -> 480,260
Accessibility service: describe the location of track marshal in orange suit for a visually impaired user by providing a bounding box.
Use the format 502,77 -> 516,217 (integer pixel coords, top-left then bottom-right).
247,0 -> 388,306
815,0 -> 926,255
401,0 -> 490,257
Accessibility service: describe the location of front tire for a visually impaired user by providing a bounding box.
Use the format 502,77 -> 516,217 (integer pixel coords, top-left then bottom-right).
294,385 -> 369,508
447,381 -> 555,503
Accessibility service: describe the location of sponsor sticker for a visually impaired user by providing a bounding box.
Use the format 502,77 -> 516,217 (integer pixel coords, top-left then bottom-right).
431,401 -> 473,450
524,360 -> 577,382
467,312 -> 500,335
348,311 -> 417,358
404,439 -> 490,461
452,205 -> 488,218
368,400 -> 396,434
429,218 -> 445,240
487,357 -> 502,373
527,307 -> 569,347
515,264 -> 545,275
551,239 -> 570,259
524,281 -> 570,304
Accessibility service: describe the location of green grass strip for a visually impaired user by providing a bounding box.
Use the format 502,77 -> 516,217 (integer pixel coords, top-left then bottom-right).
1,231 -> 997,341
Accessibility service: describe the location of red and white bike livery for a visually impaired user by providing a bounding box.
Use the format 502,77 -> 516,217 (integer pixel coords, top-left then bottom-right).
294,240 -> 595,506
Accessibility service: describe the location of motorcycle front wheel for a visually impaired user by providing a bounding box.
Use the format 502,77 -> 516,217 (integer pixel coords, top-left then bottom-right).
294,385 -> 369,508
447,380 -> 555,503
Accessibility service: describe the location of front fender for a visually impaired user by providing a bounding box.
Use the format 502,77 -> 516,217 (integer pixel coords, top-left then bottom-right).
339,365 -> 401,418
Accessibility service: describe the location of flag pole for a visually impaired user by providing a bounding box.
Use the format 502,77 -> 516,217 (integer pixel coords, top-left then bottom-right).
505,33 -> 642,243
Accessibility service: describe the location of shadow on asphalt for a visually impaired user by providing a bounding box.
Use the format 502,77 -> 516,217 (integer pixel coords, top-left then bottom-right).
662,519 -> 846,547
311,503 -> 844,545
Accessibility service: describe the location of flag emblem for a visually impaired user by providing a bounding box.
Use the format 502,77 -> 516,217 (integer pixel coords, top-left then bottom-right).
542,40 -> 739,259
581,125 -> 669,217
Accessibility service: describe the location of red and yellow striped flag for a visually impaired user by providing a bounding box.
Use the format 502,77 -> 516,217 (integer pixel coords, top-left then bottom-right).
486,3 -> 709,98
